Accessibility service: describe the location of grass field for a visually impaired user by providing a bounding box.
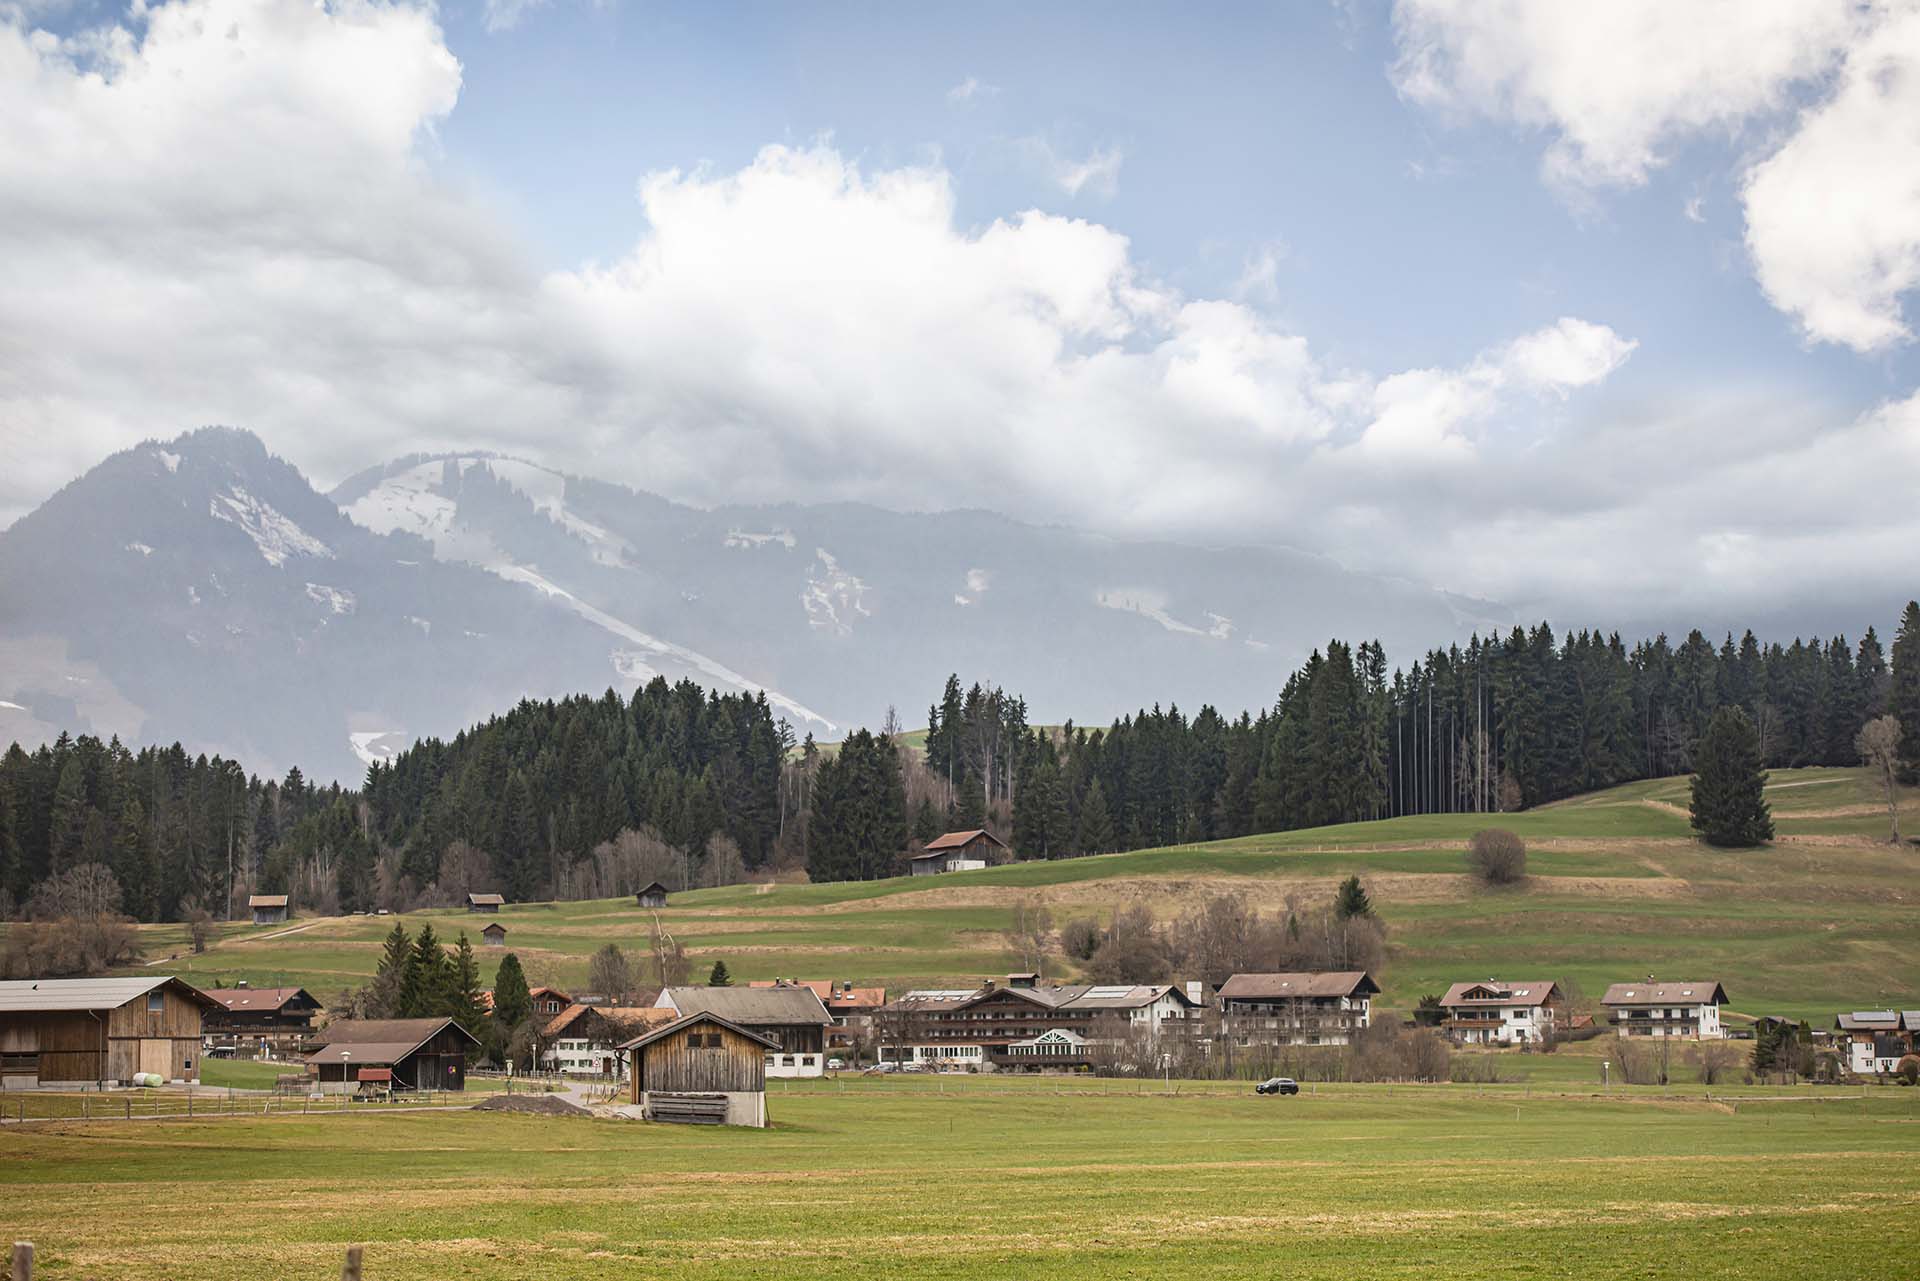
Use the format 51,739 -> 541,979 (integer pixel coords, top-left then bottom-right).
4,1077 -> 1919,1278
113,766 -> 1920,1025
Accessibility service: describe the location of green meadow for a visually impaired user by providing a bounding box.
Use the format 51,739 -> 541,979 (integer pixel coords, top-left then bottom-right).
117,766 -> 1918,1023
3,1078 -> 1918,1279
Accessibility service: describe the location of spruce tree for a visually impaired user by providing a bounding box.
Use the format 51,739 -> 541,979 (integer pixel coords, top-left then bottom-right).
1890,601 -> 1920,783
1076,779 -> 1114,854
491,951 -> 533,1032
406,922 -> 452,1017
369,922 -> 412,1018
707,960 -> 733,986
450,932 -> 488,1035
1333,874 -> 1373,921
1689,706 -> 1773,847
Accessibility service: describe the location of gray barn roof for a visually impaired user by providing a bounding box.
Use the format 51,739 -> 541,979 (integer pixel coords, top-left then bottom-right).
0,976 -> 219,1013
660,985 -> 832,1026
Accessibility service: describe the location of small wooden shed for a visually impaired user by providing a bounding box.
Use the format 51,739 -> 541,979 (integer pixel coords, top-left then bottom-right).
636,881 -> 669,909
466,892 -> 505,913
248,894 -> 289,925
620,1011 -> 776,1127
481,922 -> 508,948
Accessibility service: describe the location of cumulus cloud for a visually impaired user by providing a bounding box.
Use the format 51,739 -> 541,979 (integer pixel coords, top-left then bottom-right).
1390,0 -> 1920,355
1743,7 -> 1920,352
4,0 -> 1911,623
946,75 -> 998,106
1390,0 -> 1858,189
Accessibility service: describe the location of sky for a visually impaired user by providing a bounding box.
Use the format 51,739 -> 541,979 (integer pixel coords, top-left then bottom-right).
2,0 -> 1917,630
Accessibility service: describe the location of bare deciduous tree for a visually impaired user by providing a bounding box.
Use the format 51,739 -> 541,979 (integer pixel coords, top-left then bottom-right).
1466,828 -> 1527,885
587,943 -> 634,1003
1003,895 -> 1054,976
1856,715 -> 1904,844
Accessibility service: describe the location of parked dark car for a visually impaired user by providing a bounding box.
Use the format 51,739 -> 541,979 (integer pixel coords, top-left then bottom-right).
1254,1077 -> 1299,1095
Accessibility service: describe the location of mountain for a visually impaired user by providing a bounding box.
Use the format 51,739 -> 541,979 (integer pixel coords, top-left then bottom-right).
0,429 -> 1506,782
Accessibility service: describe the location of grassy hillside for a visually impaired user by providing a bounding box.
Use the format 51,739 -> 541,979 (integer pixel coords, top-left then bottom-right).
119,766 -> 1919,1022
5,1080 -> 1918,1279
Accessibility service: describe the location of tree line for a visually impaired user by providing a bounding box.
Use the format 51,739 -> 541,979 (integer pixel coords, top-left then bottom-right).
4,604 -> 1916,923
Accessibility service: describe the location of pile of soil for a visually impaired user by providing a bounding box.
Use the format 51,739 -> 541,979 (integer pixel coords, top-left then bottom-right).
470,1093 -> 592,1117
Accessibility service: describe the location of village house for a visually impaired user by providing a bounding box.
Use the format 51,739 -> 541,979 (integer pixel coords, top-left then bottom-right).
1216,972 -> 1379,1048
749,979 -> 887,1054
305,1017 -> 479,1093
466,892 -> 505,913
247,894 -> 289,926
656,983 -> 834,1078
637,881 -> 669,909
202,983 -> 324,1060
1438,980 -> 1564,1046
621,1011 -> 776,1127
908,829 -> 1007,875
1833,1011 -> 1919,1076
540,1003 -> 675,1077
481,922 -> 508,948
0,976 -> 219,1088
876,974 -> 1203,1070
528,987 -> 572,1019
1601,981 -> 1728,1039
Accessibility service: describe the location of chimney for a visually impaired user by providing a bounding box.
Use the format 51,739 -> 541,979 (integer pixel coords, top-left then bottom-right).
981,978 -> 996,992
235,979 -> 250,989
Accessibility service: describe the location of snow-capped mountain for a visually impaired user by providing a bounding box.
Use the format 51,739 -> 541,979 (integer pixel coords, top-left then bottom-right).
0,429 -> 1506,782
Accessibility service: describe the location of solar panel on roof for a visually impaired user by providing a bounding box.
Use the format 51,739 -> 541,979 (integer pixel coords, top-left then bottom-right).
1085,986 -> 1134,999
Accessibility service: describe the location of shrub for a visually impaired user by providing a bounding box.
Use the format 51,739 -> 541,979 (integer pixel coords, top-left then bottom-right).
1060,917 -> 1102,961
1898,1056 -> 1920,1087
1467,829 -> 1527,885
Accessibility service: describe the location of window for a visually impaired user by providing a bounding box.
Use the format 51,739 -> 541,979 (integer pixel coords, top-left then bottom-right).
147,991 -> 164,1013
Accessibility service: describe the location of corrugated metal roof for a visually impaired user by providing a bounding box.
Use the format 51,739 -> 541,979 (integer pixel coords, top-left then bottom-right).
923,829 -> 1006,851
661,985 -> 832,1026
0,976 -> 216,1013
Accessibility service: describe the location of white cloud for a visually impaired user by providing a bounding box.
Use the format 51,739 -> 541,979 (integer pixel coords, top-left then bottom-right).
1390,0 -> 1859,189
1390,0 -> 1920,355
1743,7 -> 1920,352
946,75 -> 998,106
1683,194 -> 1706,223
1016,138 -> 1125,198
10,0 -> 1912,623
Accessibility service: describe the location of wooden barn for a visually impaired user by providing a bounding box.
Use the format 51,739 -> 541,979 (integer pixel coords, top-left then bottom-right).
656,983 -> 834,1077
304,1017 -> 480,1093
621,1011 -> 775,1126
466,892 -> 505,913
637,881 -> 669,909
909,829 -> 1007,875
481,922 -> 508,948
248,894 -> 289,925
0,976 -> 219,1087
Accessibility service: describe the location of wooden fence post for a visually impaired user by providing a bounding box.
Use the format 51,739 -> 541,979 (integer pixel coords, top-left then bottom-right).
340,1244 -> 363,1281
10,1241 -> 33,1281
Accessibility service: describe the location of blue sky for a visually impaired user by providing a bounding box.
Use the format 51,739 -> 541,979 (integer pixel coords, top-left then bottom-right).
2,0 -> 1918,626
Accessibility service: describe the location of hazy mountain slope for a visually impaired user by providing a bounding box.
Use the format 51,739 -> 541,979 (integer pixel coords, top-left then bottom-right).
1,429 -> 1506,782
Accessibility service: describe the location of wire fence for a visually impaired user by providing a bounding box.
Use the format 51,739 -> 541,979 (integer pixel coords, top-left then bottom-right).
0,1087 -> 470,1124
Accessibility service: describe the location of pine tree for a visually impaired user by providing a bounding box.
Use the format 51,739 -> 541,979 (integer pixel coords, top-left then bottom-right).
1890,601 -> 1920,783
1333,874 -> 1372,921
450,932 -> 488,1035
406,922 -> 451,1017
1689,706 -> 1773,847
491,951 -> 533,1032
369,922 -> 412,1018
1076,779 -> 1114,854
707,960 -> 733,986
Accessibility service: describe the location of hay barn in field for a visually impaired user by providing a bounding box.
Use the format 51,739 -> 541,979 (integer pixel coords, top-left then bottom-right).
621,1011 -> 776,1126
304,1017 -> 480,1093
0,976 -> 219,1087
247,894 -> 289,925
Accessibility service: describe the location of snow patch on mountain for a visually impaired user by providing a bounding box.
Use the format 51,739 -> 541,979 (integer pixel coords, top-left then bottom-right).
350,730 -> 409,768
474,458 -> 631,567
0,699 -> 25,711
803,549 -> 871,635
1096,589 -> 1232,640
124,542 -> 153,556
492,562 -> 835,733
209,485 -> 334,567
152,448 -> 180,473
305,584 -> 356,615
726,527 -> 797,550
406,615 -> 430,636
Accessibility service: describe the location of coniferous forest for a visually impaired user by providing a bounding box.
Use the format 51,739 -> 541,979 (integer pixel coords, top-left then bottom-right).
2,604 -> 1917,929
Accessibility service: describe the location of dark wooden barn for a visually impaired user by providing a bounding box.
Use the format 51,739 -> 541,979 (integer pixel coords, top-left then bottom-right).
304,1017 -> 480,1093
637,881 -> 669,909
621,1012 -> 775,1126
0,976 -> 220,1087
